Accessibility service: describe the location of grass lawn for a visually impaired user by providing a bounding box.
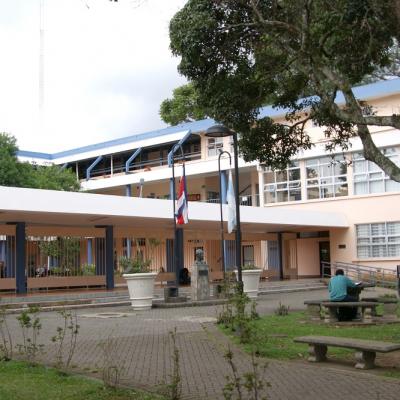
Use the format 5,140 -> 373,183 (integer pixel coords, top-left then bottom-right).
220,311 -> 400,362
0,361 -> 164,400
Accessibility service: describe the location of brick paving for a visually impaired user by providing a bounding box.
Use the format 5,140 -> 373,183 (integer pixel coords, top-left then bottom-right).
5,288 -> 400,400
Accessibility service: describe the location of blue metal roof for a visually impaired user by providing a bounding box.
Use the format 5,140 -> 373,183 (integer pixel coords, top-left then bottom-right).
17,78 -> 400,161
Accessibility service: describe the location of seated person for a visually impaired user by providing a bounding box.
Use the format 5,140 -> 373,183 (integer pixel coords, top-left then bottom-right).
328,269 -> 358,321
179,267 -> 191,285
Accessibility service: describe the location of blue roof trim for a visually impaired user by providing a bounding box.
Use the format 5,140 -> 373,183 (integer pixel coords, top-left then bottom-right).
259,78 -> 400,119
17,78 -> 400,160
18,150 -> 52,160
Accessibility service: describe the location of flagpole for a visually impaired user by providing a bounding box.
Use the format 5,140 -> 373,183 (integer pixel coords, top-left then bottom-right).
171,143 -> 185,287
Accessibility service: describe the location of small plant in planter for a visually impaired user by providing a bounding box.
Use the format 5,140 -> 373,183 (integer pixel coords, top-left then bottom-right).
236,265 -> 262,299
121,256 -> 157,310
119,256 -> 151,274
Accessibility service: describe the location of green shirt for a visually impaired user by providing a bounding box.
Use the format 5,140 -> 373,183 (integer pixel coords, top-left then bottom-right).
328,275 -> 356,301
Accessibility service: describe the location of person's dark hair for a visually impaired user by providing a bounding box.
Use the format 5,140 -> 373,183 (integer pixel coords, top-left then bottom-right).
335,269 -> 344,276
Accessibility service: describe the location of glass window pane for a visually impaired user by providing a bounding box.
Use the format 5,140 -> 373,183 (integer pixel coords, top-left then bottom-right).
275,171 -> 287,182
388,244 -> 400,257
372,245 -> 387,257
335,184 -> 348,197
289,188 -> 301,201
353,160 -> 367,173
357,224 -> 370,237
385,179 -> 400,193
354,182 -> 368,195
357,246 -> 370,258
307,187 -> 320,200
289,168 -> 300,181
370,180 -> 384,193
387,222 -> 400,235
306,167 -> 318,179
371,223 -> 386,236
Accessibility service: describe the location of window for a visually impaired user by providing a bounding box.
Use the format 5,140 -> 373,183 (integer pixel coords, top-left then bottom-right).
353,147 -> 400,195
242,245 -> 255,266
356,222 -> 400,258
306,155 -> 348,199
264,161 -> 301,203
207,137 -> 223,157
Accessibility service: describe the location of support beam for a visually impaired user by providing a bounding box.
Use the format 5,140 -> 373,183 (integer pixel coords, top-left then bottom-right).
87,238 -> 93,265
278,232 -> 284,281
105,226 -> 114,290
125,147 -> 142,173
15,222 -> 26,294
86,155 -> 103,181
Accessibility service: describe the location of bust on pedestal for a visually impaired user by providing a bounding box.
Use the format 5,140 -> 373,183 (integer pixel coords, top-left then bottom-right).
191,249 -> 210,301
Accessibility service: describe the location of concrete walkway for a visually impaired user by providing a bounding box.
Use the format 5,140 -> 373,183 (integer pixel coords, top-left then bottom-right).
5,288 -> 400,399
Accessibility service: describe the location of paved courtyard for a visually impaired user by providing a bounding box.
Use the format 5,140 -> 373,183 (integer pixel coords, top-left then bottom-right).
5,288 -> 400,399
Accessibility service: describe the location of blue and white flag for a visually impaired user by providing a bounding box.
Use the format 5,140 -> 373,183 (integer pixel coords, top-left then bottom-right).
176,166 -> 189,225
227,169 -> 236,233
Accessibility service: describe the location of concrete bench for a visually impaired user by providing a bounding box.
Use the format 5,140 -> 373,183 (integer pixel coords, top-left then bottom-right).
304,300 -> 328,320
294,335 -> 400,369
321,301 -> 379,323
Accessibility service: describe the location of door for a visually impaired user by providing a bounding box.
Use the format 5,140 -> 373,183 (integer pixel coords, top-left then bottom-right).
319,241 -> 331,277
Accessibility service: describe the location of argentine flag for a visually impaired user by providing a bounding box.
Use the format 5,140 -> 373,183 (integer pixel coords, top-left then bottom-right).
227,169 -> 236,233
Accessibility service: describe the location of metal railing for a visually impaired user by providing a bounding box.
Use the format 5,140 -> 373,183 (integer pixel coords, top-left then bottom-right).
322,261 -> 398,289
205,194 -> 258,207
84,151 -> 202,180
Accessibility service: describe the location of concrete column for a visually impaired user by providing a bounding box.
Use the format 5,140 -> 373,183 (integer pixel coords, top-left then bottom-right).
105,226 -> 114,290
15,222 -> 26,294
87,238 -> 93,265
125,185 -> 132,258
300,160 -> 307,201
258,169 -> 265,207
278,233 -> 284,281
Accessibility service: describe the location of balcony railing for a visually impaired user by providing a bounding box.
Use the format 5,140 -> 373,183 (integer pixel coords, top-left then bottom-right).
205,194 -> 260,207
82,151 -> 202,180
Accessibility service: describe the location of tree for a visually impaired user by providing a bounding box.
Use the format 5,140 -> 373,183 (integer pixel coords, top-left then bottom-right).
0,133 -> 80,191
160,83 -> 207,125
169,0 -> 400,181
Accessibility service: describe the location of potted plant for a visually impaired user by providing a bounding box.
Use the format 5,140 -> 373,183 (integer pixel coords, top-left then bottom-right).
235,264 -> 262,299
120,256 -> 157,310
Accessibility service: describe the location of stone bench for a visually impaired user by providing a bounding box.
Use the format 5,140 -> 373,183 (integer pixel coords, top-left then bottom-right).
304,299 -> 327,320
362,297 -> 398,316
321,301 -> 379,323
294,335 -> 400,369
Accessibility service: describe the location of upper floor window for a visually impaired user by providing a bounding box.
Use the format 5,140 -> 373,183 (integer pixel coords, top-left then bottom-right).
306,155 -> 348,199
207,137 -> 223,157
264,161 -> 301,203
353,147 -> 400,195
356,222 -> 400,258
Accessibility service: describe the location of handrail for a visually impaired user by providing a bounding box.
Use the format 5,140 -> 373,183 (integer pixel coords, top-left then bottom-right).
322,261 -> 398,289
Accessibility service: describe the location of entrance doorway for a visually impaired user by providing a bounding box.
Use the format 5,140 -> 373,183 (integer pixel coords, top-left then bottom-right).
319,241 -> 330,277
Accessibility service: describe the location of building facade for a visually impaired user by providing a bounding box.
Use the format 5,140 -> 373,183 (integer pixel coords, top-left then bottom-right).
2,78 -> 399,292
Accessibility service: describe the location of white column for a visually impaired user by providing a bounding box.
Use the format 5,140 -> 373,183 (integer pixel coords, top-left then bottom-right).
257,167 -> 265,207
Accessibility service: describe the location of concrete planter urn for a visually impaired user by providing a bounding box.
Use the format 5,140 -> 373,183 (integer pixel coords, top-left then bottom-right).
123,272 -> 157,310
235,268 -> 262,299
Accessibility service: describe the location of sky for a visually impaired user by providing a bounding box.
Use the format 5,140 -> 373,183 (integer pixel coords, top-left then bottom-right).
0,0 -> 188,153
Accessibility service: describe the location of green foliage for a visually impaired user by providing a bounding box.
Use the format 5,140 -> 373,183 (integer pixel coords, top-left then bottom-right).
242,264 -> 260,271
217,278 -> 259,344
0,132 -> 79,191
51,309 -> 80,370
39,237 -> 81,275
221,311 -> 400,361
16,307 -> 44,363
0,307 -> 13,361
119,256 -> 151,274
0,360 -> 165,400
81,264 -> 96,276
223,347 -> 270,400
169,1 -> 400,180
159,83 -> 207,125
274,302 -> 290,316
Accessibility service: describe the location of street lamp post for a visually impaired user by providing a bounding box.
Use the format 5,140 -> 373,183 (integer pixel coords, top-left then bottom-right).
205,125 -> 243,289
217,150 -> 232,276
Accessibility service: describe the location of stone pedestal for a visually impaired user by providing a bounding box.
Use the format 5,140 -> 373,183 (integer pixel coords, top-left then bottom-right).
191,262 -> 210,301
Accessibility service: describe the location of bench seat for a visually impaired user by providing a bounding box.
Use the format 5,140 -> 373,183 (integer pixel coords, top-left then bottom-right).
321,301 -> 379,323
294,335 -> 400,369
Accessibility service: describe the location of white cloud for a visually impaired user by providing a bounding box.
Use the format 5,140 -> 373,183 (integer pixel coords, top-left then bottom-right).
0,0 -> 187,152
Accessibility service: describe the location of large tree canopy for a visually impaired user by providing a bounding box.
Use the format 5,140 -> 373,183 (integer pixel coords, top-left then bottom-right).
159,83 -> 207,125
0,133 -> 80,191
169,0 -> 400,181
